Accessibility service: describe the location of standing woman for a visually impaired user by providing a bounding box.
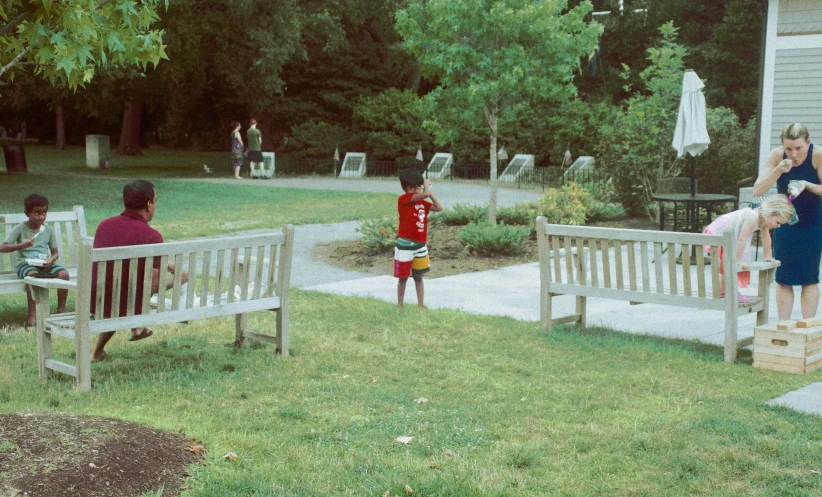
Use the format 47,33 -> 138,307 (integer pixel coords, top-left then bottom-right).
754,122 -> 822,319
230,121 -> 244,180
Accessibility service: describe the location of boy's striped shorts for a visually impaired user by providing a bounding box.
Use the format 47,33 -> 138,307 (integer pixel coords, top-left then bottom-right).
394,238 -> 430,278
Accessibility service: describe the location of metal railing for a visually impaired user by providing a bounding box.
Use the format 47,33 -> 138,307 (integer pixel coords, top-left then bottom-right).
209,153 -> 609,191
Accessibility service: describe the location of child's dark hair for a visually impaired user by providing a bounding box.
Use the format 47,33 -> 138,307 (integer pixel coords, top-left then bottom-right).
123,180 -> 156,210
399,168 -> 424,190
24,194 -> 48,214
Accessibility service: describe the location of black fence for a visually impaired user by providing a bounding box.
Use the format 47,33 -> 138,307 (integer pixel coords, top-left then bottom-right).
210,153 -> 608,191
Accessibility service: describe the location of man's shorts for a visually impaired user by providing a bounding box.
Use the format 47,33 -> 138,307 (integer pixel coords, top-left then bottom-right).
247,150 -> 263,163
394,238 -> 430,279
16,263 -> 66,279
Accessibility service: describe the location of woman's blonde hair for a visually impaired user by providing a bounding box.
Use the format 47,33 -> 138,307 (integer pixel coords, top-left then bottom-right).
757,194 -> 794,224
781,123 -> 809,141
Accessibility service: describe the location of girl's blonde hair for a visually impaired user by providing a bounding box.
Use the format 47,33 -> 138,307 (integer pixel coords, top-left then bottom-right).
781,122 -> 809,141
757,194 -> 794,224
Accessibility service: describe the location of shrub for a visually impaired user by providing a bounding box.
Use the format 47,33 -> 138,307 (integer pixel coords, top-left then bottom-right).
433,203 -> 488,226
458,222 -> 530,256
535,183 -> 590,226
587,200 -> 626,222
357,217 -> 397,254
433,203 -> 533,227
497,205 -> 532,226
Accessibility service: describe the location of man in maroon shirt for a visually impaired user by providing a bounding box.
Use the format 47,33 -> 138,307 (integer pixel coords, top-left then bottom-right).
90,180 -> 187,362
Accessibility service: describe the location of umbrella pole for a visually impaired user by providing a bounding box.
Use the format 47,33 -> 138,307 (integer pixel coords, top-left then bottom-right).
689,154 -> 697,232
689,154 -> 696,197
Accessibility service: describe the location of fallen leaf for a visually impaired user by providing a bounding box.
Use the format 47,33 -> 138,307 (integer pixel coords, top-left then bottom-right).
383,492 -> 390,497
223,451 -> 238,461
370,377 -> 377,383
88,462 -> 98,468
186,443 -> 206,455
414,398 -> 428,404
429,465 -> 442,470
393,436 -> 414,445
405,484 -> 414,494
443,449 -> 456,457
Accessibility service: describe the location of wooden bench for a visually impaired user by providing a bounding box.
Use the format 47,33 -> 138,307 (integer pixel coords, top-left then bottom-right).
26,226 -> 295,391
1,206 -> 88,295
535,216 -> 780,363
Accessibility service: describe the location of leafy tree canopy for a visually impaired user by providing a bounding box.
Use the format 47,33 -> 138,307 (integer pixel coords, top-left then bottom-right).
0,0 -> 168,89
396,0 -> 602,222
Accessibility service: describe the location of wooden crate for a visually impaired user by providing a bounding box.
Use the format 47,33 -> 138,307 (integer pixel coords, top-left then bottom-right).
753,318 -> 822,374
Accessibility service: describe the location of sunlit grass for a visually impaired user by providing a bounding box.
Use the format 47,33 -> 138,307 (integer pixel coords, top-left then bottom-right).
0,290 -> 819,496
1,173 -> 395,240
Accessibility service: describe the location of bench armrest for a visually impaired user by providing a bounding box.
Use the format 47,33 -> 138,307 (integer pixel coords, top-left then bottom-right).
23,277 -> 77,291
748,260 -> 781,272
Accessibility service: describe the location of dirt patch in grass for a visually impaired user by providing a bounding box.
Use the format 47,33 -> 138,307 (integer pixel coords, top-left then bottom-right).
313,218 -> 658,278
0,412 -> 204,497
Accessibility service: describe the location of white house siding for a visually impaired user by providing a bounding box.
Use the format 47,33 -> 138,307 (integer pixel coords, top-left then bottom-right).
778,0 -> 822,34
769,46 -> 822,150
760,0 -> 822,170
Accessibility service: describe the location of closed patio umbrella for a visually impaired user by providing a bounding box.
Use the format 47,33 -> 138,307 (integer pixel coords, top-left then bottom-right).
671,70 -> 710,197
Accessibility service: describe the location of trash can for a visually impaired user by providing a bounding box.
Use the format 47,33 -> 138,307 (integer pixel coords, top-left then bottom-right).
2,143 -> 27,174
251,152 -> 275,178
85,135 -> 110,169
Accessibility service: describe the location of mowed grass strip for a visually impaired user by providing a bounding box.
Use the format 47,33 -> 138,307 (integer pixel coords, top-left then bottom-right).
0,290 -> 819,496
1,174 -> 395,240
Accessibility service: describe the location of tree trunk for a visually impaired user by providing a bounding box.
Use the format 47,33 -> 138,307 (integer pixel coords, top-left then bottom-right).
405,62 -> 422,93
485,102 -> 499,225
55,101 -> 66,150
117,77 -> 145,156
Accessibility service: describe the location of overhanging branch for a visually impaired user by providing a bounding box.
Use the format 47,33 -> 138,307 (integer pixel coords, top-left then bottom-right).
0,10 -> 32,38
0,45 -> 33,79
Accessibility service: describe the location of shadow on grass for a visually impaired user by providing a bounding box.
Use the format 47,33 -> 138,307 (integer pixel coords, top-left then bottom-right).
543,323 -> 754,364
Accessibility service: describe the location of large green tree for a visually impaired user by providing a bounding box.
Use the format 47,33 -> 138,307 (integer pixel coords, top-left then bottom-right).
0,0 -> 168,89
149,0 -> 303,148
397,0 -> 601,224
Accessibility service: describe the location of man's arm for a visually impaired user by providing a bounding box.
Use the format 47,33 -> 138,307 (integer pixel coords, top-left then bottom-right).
150,265 -> 189,294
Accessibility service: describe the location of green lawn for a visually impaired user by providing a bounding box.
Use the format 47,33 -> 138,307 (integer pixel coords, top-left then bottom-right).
2,171 -> 396,241
0,292 -> 819,496
2,144 -> 216,177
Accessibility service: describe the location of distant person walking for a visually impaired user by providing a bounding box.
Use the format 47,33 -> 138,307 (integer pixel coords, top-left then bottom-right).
246,118 -> 263,176
231,121 -> 244,180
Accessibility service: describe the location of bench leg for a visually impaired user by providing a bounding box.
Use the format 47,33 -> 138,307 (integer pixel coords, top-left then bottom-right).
31,286 -> 53,379
541,292 -> 553,331
276,307 -> 289,356
755,268 -> 773,326
724,304 -> 738,363
234,313 -> 248,347
576,296 -> 587,328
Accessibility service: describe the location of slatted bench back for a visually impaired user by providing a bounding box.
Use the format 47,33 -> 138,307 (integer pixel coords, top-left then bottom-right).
76,229 -> 294,335
0,206 -> 88,273
537,222 -> 736,310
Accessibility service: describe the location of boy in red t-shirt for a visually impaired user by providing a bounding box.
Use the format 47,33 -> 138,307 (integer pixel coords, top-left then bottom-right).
394,168 -> 444,308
